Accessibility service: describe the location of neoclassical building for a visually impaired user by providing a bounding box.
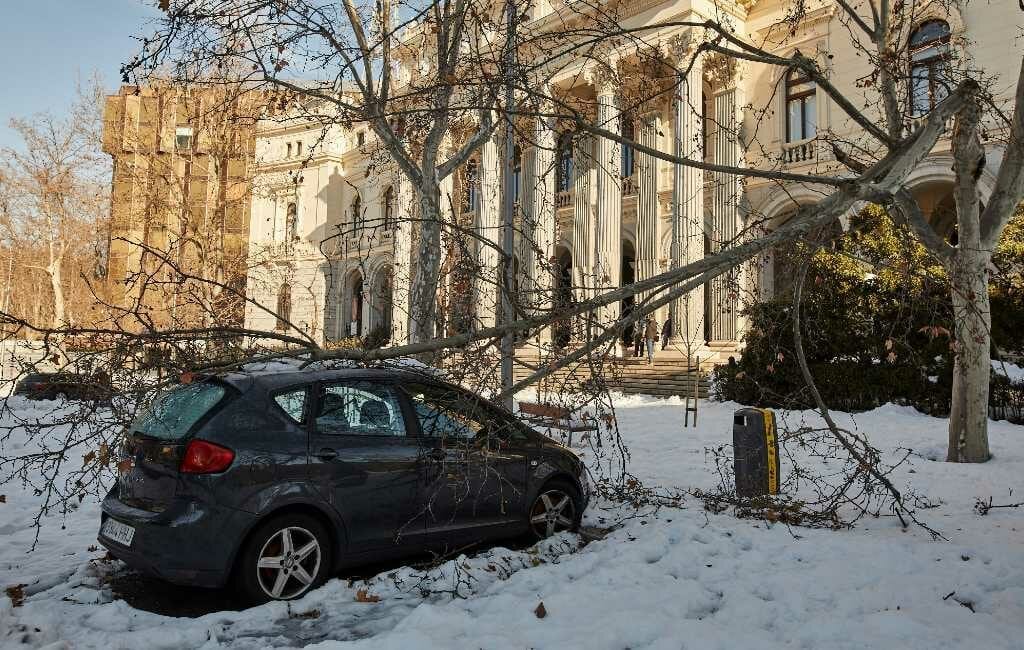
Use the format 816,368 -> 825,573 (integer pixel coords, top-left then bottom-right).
243,0 -> 1017,365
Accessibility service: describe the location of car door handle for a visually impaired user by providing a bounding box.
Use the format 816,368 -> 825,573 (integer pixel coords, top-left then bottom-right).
315,447 -> 339,461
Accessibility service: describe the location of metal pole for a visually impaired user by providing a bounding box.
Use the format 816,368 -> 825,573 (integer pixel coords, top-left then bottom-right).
499,0 -> 517,410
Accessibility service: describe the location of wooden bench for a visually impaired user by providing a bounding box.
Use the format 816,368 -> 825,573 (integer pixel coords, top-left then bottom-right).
517,401 -> 599,447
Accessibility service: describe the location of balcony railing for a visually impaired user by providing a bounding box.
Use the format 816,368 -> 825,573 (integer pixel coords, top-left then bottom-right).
781,139 -> 817,164
621,173 -> 638,196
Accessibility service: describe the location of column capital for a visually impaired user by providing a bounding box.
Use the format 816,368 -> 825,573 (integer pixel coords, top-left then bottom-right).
662,29 -> 699,66
584,61 -> 619,98
705,52 -> 745,90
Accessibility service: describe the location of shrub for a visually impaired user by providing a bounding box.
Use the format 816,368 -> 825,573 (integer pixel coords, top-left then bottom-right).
715,208 -> 955,414
715,206 -> 1024,418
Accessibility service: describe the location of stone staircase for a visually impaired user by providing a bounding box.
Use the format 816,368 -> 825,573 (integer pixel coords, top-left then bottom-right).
512,344 -> 739,399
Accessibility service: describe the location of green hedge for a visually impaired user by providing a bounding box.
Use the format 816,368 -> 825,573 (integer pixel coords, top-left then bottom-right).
713,206 -> 1014,418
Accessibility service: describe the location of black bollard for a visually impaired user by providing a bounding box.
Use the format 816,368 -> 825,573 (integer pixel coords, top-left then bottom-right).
732,407 -> 780,497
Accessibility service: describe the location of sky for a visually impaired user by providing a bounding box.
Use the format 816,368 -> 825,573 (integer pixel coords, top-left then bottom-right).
0,0 -> 161,150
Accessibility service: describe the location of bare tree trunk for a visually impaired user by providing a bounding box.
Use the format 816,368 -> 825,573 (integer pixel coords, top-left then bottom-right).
47,254 -> 66,328
947,250 -> 992,462
409,180 -> 442,343
946,90 -> 994,463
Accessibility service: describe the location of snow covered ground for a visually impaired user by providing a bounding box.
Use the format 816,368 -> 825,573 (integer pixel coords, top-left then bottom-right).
1,393 -> 1023,649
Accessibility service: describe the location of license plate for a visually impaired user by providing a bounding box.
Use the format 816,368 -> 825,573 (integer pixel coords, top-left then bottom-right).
101,518 -> 136,547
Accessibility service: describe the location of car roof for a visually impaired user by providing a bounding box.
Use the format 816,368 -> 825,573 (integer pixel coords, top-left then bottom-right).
218,366 -> 445,393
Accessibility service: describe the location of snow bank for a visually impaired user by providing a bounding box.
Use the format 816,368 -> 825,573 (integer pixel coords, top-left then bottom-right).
1,395 -> 1022,649
991,359 -> 1024,382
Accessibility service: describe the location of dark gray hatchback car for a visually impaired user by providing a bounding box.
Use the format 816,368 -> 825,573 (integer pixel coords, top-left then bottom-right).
98,367 -> 589,603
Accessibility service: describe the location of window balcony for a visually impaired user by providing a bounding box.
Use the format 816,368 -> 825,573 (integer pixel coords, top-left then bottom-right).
621,173 -> 638,196
781,139 -> 818,165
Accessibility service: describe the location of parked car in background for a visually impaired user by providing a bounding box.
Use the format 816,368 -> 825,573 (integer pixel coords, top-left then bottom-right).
13,371 -> 115,403
98,367 -> 589,603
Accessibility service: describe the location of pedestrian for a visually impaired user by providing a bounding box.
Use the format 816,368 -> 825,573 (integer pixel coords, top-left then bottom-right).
645,317 -> 659,364
633,325 -> 644,357
661,318 -> 672,350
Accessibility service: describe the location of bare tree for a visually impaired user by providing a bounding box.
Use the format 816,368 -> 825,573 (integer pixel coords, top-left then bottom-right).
4,0 -> 1024,544
129,0 -> 517,343
127,1 -> 1024,461
1,80 -> 109,331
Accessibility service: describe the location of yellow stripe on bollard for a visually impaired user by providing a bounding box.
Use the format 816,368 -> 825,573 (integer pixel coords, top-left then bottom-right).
760,408 -> 779,494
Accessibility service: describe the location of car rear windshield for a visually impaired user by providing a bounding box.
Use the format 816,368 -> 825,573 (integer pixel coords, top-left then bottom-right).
132,382 -> 228,440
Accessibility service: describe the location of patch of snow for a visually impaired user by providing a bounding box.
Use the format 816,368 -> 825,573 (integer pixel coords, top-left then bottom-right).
991,359 -> 1024,382
1,395 -> 1022,648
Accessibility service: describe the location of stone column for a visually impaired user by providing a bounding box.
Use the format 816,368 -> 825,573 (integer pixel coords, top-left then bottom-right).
524,111 -> 557,341
590,67 -> 623,330
711,79 -> 741,342
521,145 -> 537,298
571,135 -> 593,304
391,173 -> 414,345
633,113 -> 660,301
475,130 -> 501,330
437,170 -> 454,333
668,38 -> 706,352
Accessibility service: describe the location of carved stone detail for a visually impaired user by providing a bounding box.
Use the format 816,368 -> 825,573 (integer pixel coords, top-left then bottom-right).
705,52 -> 744,88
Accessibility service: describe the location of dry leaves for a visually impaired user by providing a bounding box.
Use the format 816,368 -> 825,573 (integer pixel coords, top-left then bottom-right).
355,589 -> 380,603
5,584 -> 26,607
534,601 -> 547,618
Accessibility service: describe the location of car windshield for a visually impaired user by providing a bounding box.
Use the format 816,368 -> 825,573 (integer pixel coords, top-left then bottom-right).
132,382 -> 227,440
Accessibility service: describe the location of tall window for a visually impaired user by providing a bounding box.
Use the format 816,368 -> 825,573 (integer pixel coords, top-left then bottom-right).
175,127 -> 193,152
909,20 -> 951,117
286,202 -> 298,241
462,160 -> 479,213
785,69 -> 817,142
556,133 -> 574,193
275,283 -> 292,330
512,145 -> 522,205
621,116 -> 635,178
350,194 -> 362,232
383,186 -> 395,229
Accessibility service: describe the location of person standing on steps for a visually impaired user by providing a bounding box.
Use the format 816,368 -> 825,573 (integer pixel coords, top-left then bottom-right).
645,316 -> 659,364
633,324 -> 644,358
661,318 -> 672,350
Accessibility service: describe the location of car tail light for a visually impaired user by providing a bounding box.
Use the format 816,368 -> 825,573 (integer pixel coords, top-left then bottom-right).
180,439 -> 234,474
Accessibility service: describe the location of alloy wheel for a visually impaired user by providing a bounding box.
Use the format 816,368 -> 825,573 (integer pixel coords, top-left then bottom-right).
255,525 -> 322,600
530,489 -> 576,538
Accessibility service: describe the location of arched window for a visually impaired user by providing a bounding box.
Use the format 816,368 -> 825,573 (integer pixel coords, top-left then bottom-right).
350,194 -> 362,232
383,186 -> 395,230
462,159 -> 479,214
275,283 -> 292,330
909,20 -> 951,116
286,202 -> 298,241
785,69 -> 817,142
556,133 -> 574,193
621,115 -> 635,178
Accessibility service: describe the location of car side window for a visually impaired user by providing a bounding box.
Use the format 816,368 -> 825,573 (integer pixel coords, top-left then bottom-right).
273,388 -> 308,424
404,384 -> 491,441
316,381 -> 407,437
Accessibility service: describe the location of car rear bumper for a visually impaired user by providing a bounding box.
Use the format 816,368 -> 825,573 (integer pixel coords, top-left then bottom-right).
99,489 -> 255,589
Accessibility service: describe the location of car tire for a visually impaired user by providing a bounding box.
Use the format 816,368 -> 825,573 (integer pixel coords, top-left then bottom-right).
234,513 -> 333,604
528,479 -> 583,540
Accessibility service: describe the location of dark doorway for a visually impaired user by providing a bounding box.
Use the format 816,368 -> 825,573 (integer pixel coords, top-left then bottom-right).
554,247 -> 573,348
621,239 -> 636,347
